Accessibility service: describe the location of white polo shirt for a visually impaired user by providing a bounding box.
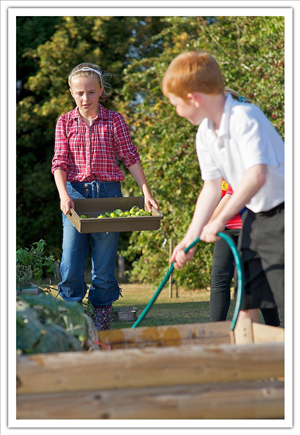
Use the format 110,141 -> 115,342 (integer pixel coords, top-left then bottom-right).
196,94 -> 284,213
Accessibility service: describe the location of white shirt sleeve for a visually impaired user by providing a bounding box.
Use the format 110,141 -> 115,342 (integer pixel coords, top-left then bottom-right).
233,106 -> 283,170
196,126 -> 223,181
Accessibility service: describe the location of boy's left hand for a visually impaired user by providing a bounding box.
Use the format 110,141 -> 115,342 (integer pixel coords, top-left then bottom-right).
200,219 -> 225,243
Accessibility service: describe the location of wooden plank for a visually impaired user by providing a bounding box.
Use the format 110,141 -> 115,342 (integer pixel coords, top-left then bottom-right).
234,318 -> 254,344
17,380 -> 284,420
98,321 -> 232,349
252,323 -> 285,343
17,342 -> 284,395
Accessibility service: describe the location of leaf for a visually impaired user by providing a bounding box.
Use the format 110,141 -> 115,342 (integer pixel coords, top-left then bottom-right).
33,324 -> 82,353
16,307 -> 43,352
17,294 -> 88,353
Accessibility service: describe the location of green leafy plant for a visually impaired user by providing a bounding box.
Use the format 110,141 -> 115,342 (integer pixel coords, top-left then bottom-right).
16,16 -> 284,291
117,15 -> 284,290
16,293 -> 96,354
16,239 -> 57,288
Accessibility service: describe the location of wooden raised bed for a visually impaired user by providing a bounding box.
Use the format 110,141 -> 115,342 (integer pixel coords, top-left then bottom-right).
16,319 -> 284,420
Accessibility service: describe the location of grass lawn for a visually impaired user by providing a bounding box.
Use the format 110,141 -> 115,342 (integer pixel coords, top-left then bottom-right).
50,282 -> 284,330
105,283 -> 284,330
111,284 -> 215,329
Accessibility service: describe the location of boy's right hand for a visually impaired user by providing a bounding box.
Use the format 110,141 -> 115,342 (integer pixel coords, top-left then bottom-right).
169,239 -> 197,270
60,194 -> 75,215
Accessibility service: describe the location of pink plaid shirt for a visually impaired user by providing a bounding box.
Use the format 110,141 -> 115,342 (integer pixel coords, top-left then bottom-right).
51,104 -> 140,182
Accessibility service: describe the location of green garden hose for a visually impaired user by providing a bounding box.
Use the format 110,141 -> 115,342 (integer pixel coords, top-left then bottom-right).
131,232 -> 244,331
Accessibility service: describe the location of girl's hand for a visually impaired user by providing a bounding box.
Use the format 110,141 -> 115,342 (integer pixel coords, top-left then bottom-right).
169,239 -> 197,270
60,194 -> 75,215
144,192 -> 159,213
127,163 -> 159,212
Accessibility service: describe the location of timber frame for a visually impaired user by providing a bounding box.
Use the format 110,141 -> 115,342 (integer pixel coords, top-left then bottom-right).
16,319 -> 284,420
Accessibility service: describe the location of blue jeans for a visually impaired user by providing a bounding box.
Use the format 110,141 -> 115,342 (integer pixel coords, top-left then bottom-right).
58,180 -> 122,307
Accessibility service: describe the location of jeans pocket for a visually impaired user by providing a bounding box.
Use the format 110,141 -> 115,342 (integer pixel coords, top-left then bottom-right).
67,182 -> 88,199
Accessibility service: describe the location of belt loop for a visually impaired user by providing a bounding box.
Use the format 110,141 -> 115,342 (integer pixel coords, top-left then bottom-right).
91,180 -> 97,198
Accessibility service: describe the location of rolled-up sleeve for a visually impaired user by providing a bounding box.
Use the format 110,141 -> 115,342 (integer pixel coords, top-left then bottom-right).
112,112 -> 140,168
51,115 -> 70,174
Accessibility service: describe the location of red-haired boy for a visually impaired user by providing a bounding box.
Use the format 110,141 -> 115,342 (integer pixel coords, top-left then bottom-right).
162,51 -> 284,323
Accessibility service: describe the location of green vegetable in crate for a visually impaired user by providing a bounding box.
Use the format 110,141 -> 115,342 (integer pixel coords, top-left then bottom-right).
96,207 -> 151,219
113,209 -> 123,216
80,214 -> 88,219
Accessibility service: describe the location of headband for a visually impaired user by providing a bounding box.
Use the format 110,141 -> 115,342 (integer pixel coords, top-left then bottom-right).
68,67 -> 102,84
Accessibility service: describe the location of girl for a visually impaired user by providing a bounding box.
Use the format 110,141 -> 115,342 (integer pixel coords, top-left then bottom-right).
51,62 -> 158,330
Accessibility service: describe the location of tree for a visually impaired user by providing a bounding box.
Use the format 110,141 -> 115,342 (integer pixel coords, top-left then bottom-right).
17,16 -> 62,102
117,15 -> 285,289
17,16 -> 284,290
17,16 -> 166,258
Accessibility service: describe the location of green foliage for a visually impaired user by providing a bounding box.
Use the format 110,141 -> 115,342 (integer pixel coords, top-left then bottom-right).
17,16 -> 166,258
17,16 -> 62,102
16,293 -> 89,354
16,239 -> 57,288
117,16 -> 284,289
17,16 -> 284,291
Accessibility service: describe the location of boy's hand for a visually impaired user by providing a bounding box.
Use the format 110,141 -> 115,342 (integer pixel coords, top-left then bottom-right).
200,219 -> 225,243
169,239 -> 197,270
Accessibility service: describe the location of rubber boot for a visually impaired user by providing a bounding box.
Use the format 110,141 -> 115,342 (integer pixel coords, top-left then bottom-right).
93,304 -> 112,331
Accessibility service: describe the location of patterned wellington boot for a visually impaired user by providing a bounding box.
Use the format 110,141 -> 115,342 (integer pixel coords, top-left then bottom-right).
93,304 -> 112,331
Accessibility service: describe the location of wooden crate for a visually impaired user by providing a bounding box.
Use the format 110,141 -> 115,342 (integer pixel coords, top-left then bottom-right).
16,319 -> 284,420
67,197 -> 163,233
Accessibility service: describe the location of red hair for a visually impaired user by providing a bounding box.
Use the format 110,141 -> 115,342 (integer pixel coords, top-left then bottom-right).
162,51 -> 224,101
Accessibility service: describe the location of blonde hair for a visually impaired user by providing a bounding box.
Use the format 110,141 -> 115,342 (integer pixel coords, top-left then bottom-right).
162,51 -> 225,101
225,87 -> 252,104
68,62 -> 112,102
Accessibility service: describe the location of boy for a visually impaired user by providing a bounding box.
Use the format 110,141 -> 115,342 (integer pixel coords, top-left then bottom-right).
162,51 -> 284,323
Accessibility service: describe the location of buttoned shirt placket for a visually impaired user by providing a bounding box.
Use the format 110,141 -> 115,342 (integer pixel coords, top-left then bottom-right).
84,121 -> 91,180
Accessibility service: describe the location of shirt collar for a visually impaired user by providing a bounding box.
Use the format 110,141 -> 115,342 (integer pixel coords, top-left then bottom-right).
71,103 -> 110,120
217,93 -> 233,138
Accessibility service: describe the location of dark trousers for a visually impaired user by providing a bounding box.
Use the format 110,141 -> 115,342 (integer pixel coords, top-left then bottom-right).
238,203 -> 284,315
210,228 -> 280,326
